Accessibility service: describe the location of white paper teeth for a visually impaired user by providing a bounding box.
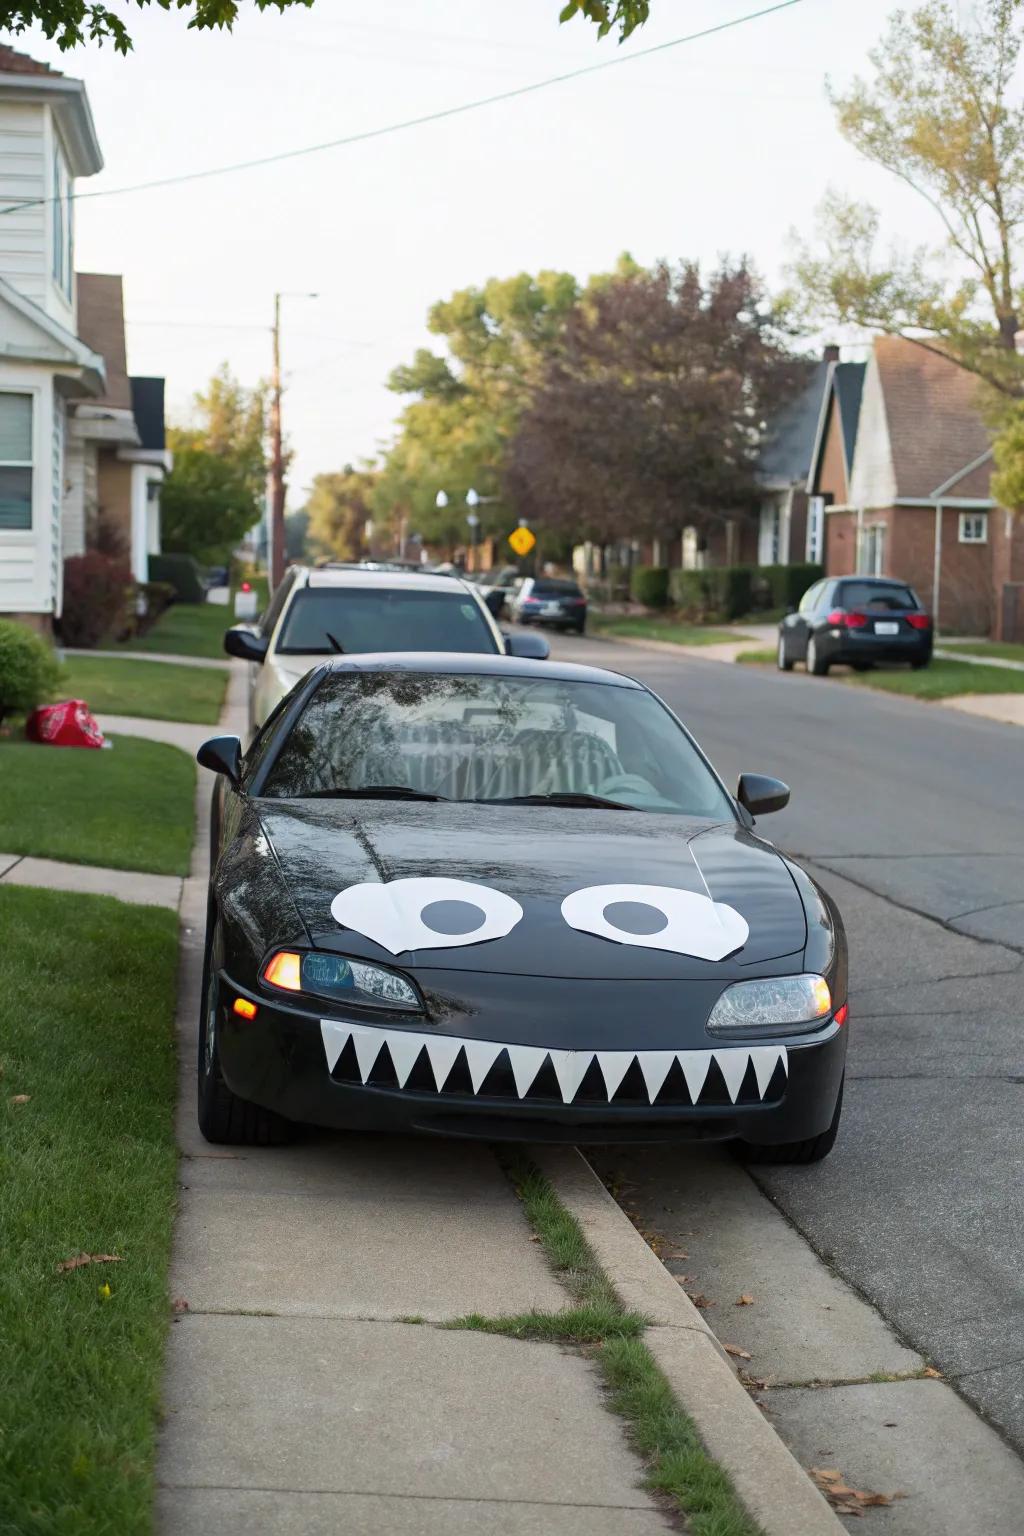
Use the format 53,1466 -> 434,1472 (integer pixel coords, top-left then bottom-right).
320,1021 -> 787,1107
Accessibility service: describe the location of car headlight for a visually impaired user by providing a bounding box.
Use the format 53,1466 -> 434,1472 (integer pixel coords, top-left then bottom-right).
706,974 -> 832,1036
262,950 -> 421,1011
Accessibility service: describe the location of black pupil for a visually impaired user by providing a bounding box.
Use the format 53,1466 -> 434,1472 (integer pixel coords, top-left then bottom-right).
420,900 -> 487,936
602,901 -> 668,936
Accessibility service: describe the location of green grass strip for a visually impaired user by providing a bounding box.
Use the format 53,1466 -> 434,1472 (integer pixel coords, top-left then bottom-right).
61,655 -> 228,725
0,887 -> 180,1536
590,614 -> 742,646
451,1157 -> 762,1536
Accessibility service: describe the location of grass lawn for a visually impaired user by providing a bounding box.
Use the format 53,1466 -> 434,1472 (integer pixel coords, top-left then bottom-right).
590,614 -> 742,646
62,655 -> 228,725
0,886 -> 179,1536
940,639 -> 1024,665
0,736 -> 195,875
115,600 -> 230,660
735,648 -> 775,665
848,658 -> 1024,700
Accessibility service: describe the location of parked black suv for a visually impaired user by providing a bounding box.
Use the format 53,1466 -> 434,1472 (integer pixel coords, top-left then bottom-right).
778,576 -> 933,675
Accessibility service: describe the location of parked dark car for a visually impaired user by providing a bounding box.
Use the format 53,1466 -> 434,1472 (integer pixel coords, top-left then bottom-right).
195,653 -> 847,1163
777,576 -> 933,675
511,576 -> 588,634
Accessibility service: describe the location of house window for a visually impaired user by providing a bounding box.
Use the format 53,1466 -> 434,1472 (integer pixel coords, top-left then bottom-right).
806,495 -> 825,564
0,393 -> 33,530
758,500 -> 781,566
51,148 -> 72,298
861,523 -> 886,577
958,511 -> 988,544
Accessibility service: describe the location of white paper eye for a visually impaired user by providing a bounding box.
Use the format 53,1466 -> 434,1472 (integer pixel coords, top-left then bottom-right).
561,883 -> 748,961
330,877 -> 523,956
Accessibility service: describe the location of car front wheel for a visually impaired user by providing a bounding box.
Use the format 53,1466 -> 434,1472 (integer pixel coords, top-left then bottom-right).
737,1077 -> 843,1165
198,921 -> 291,1147
777,633 -> 794,671
806,635 -> 830,676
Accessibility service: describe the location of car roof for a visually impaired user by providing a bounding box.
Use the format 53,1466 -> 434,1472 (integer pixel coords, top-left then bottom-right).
834,575 -> 913,586
301,567 -> 473,594
315,652 -> 643,688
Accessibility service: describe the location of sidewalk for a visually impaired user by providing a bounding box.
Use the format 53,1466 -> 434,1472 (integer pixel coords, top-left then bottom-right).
61,647 -> 228,671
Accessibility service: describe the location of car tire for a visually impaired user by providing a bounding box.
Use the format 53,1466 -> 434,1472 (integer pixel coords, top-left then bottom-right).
197,917 -> 291,1147
737,1077 -> 843,1165
806,635 -> 830,676
777,633 -> 794,671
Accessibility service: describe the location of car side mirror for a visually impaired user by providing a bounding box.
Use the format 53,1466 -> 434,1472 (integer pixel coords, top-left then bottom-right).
737,772 -> 790,816
224,626 -> 269,664
483,589 -> 505,617
197,734 -> 243,785
504,630 -> 550,660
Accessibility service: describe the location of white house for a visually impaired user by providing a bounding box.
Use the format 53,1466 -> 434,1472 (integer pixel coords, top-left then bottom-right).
0,44 -> 104,628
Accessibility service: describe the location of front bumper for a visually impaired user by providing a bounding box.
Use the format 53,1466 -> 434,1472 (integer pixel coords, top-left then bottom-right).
216,978 -> 847,1146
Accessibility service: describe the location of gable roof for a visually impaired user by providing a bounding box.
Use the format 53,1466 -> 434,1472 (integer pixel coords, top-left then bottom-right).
806,359 -> 866,495
875,336 -> 992,499
75,274 -> 132,409
0,274 -> 104,394
758,356 -> 831,487
0,45 -> 62,76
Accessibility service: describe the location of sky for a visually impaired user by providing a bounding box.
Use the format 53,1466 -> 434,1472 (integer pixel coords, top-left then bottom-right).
15,0 -> 953,505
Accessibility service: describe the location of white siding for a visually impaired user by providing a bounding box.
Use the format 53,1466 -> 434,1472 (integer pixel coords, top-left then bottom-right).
848,352 -> 897,511
0,100 -> 47,309
51,391 -> 64,613
0,364 -> 58,614
61,432 -> 86,557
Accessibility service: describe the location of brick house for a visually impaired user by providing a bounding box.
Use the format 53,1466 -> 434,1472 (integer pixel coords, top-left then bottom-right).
808,335 -> 1024,637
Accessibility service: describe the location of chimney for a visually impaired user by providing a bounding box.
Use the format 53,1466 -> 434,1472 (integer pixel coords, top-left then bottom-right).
823,344 -> 841,364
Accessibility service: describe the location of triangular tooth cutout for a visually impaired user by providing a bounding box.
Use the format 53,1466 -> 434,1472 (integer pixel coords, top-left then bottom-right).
779,1046 -> 789,1077
597,1051 -> 635,1101
637,1051 -> 676,1105
679,1050 -> 713,1104
320,1021 -> 350,1073
715,1049 -> 750,1104
349,1024 -> 385,1084
424,1035 -> 463,1092
548,1049 -> 592,1105
464,1039 -> 503,1094
384,1032 -> 429,1089
506,1045 -> 549,1099
749,1046 -> 783,1099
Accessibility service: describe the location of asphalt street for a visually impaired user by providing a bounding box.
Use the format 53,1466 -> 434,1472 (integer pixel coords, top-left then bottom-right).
547,630 -> 1024,1455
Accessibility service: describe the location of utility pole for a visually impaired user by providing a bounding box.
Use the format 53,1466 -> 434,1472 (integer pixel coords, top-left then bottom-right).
269,292 -> 285,590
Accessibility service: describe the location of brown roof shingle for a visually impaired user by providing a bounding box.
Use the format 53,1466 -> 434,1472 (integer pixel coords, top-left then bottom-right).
0,45 -> 63,77
75,273 -> 132,410
876,335 -> 993,499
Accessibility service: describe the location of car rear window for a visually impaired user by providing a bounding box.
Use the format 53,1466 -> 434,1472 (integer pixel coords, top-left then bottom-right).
531,579 -> 583,597
276,587 -> 499,656
836,582 -> 918,611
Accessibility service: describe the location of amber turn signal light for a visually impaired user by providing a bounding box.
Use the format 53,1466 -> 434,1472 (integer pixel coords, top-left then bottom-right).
262,950 -> 302,991
232,997 -> 258,1021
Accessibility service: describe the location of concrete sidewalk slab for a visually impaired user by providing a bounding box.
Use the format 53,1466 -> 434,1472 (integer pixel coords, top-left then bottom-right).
941,691 -> 1024,727
0,852 -> 182,909
62,647 -> 228,671
97,715 -> 212,753
766,1378 -> 1024,1535
159,1316 -> 667,1528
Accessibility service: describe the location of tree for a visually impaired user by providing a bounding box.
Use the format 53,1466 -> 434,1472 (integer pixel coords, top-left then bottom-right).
791,0 -> 1024,397
304,467 -> 374,562
505,260 -> 801,550
161,364 -> 267,563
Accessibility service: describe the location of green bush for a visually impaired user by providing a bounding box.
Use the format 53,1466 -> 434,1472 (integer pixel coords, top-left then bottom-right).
149,553 -> 206,604
757,563 -> 823,611
0,619 -> 60,724
134,581 -> 177,637
630,566 -> 670,608
668,565 -> 754,620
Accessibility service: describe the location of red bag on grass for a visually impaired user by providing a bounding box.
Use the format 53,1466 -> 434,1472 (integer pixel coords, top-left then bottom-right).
25,699 -> 105,749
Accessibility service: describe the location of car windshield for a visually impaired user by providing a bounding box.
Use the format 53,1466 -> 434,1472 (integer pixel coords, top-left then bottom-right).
275,587 -> 499,656
261,671 -> 734,817
837,582 -> 918,611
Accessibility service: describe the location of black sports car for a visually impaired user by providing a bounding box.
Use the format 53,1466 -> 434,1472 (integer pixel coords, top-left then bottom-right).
197,654 -> 848,1162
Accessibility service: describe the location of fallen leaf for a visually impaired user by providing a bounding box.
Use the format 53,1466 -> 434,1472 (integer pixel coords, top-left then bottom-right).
97,1283 -> 112,1301
529,1234 -> 541,1243
171,1297 -> 189,1313
686,1291 -> 715,1310
57,1253 -> 123,1274
736,1294 -> 755,1306
10,1094 -> 30,1105
811,1469 -> 843,1483
923,1366 -> 943,1379
724,1343 -> 752,1360
740,1373 -> 771,1390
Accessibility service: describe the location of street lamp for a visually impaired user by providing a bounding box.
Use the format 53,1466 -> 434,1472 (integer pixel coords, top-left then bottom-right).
269,290 -> 319,589
435,487 -> 501,568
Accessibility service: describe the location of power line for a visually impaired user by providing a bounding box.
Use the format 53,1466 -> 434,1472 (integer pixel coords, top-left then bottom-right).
0,0 -> 806,218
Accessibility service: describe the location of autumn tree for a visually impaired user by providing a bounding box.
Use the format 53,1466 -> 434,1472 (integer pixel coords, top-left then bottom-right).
161,364 -> 267,563
505,260 -> 801,551
304,466 -> 375,562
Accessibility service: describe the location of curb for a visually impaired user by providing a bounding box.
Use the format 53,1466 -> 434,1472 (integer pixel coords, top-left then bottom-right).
532,1146 -> 845,1536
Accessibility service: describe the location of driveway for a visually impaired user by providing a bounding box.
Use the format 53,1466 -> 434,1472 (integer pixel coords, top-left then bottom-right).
548,630 -> 1024,1453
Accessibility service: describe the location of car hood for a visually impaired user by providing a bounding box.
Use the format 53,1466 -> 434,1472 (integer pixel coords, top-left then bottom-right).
255,799 -> 807,980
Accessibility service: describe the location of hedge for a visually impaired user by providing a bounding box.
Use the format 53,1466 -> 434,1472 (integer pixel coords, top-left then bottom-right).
630,566 -> 670,608
149,553 -> 206,604
668,565 -> 755,620
756,562 -> 823,611
0,618 -> 60,723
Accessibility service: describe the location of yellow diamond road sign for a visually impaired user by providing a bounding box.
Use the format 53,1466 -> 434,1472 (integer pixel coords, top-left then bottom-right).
508,526 -> 535,557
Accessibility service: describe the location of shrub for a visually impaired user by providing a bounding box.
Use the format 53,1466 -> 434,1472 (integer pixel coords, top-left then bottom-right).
149,552 -> 207,604
761,562 -> 823,611
668,565 -> 754,621
630,566 -> 670,608
133,581 -> 177,638
60,552 -> 134,649
0,619 -> 60,724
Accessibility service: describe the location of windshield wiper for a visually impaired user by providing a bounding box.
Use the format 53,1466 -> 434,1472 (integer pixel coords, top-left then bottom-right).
324,631 -> 345,653
306,785 -> 446,801
477,792 -> 637,811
